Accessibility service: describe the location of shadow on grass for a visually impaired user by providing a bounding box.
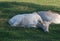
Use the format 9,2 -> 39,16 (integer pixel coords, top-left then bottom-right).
0,2 -> 60,14
0,2 -> 60,19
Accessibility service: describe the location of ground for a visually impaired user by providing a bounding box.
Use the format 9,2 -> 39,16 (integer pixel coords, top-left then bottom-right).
0,0 -> 60,41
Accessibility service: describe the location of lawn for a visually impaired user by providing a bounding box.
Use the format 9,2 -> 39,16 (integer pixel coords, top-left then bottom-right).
0,0 -> 60,41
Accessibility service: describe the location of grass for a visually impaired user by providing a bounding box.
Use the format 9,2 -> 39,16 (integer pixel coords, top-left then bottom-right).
0,0 -> 60,41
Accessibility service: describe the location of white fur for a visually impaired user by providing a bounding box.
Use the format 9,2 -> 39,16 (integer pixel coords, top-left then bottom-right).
38,11 -> 60,32
8,12 -> 43,28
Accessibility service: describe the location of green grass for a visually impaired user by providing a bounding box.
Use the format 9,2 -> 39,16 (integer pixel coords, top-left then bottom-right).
0,0 -> 60,7
0,0 -> 60,41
